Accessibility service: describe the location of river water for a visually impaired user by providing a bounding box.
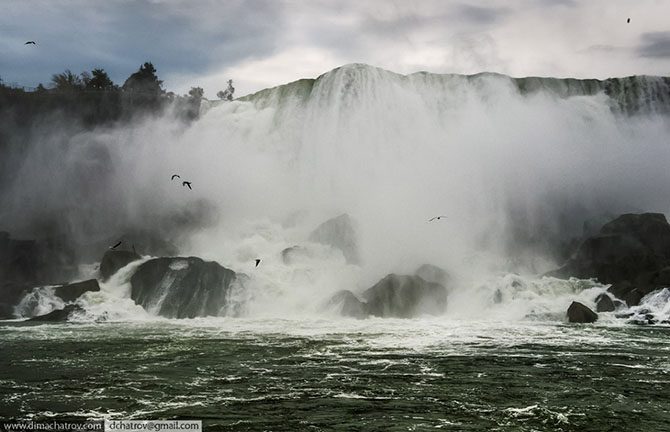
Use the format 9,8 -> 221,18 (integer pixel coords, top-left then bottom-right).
1,318 -> 669,431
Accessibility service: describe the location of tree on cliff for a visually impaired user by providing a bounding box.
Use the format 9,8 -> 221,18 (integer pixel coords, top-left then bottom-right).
217,79 -> 235,101
86,68 -> 116,91
51,70 -> 83,91
122,62 -> 163,94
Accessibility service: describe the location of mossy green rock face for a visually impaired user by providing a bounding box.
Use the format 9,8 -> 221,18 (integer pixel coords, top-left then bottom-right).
130,257 -> 237,319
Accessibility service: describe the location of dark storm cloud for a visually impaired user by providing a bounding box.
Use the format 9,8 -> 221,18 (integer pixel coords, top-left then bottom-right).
0,0 -> 282,89
637,32 -> 670,58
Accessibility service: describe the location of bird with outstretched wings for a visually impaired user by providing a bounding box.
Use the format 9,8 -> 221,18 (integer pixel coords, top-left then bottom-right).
182,181 -> 192,190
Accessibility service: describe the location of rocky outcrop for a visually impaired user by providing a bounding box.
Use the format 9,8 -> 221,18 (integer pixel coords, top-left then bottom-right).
130,257 -> 238,318
28,304 -> 84,322
328,290 -> 369,319
0,282 -> 30,319
363,274 -> 447,318
327,274 -> 448,319
567,301 -> 598,323
549,213 -> 670,306
308,214 -> 360,264
100,250 -> 141,281
414,264 -> 450,286
595,293 -> 616,312
0,231 -> 75,287
54,279 -> 100,302
0,231 -> 78,319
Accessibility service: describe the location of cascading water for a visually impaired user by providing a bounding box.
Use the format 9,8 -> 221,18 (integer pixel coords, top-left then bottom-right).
4,65 -> 670,429
6,64 -> 670,321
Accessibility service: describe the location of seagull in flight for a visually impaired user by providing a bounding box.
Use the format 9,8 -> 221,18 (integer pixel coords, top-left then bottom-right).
110,240 -> 122,250
255,259 -> 261,267
182,181 -> 192,190
24,41 -> 36,45
428,216 -> 447,222
171,174 -> 180,180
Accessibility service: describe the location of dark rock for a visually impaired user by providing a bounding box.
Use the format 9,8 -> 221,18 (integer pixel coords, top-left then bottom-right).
595,293 -> 616,312
600,213 -> 670,256
608,281 -> 645,307
100,250 -> 141,281
0,232 -> 77,316
54,279 -> 100,302
0,235 -> 42,284
548,213 -> 670,306
308,214 -> 360,264
567,301 -> 598,323
28,304 -> 84,322
0,282 -> 31,319
652,266 -> 670,286
362,274 -> 447,318
328,290 -> 369,319
130,257 -> 238,318
414,264 -> 450,286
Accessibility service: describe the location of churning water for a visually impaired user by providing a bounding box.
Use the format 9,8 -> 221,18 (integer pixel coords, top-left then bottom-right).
2,64 -> 670,430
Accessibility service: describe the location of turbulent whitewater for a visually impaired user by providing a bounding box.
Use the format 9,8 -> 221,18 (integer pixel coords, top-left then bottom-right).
4,63 -> 670,321
3,64 -> 670,430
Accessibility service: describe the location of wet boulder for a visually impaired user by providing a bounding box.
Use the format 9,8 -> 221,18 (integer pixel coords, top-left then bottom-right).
607,281 -> 646,307
548,213 -> 670,306
308,214 -> 360,264
130,257 -> 238,318
363,274 -> 447,318
328,290 -> 369,319
100,250 -> 141,281
414,264 -> 450,286
54,279 -> 100,302
567,301 -> 598,323
595,293 -> 616,312
28,304 -> 84,322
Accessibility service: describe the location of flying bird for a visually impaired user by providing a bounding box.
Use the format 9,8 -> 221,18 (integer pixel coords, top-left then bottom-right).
627,18 -> 630,23
24,41 -> 36,45
110,240 -> 122,250
255,259 -> 261,267
182,181 -> 192,190
171,174 -> 180,180
429,216 -> 447,222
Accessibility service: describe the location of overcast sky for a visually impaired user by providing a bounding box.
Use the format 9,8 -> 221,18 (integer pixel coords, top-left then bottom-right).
1,0 -> 669,98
